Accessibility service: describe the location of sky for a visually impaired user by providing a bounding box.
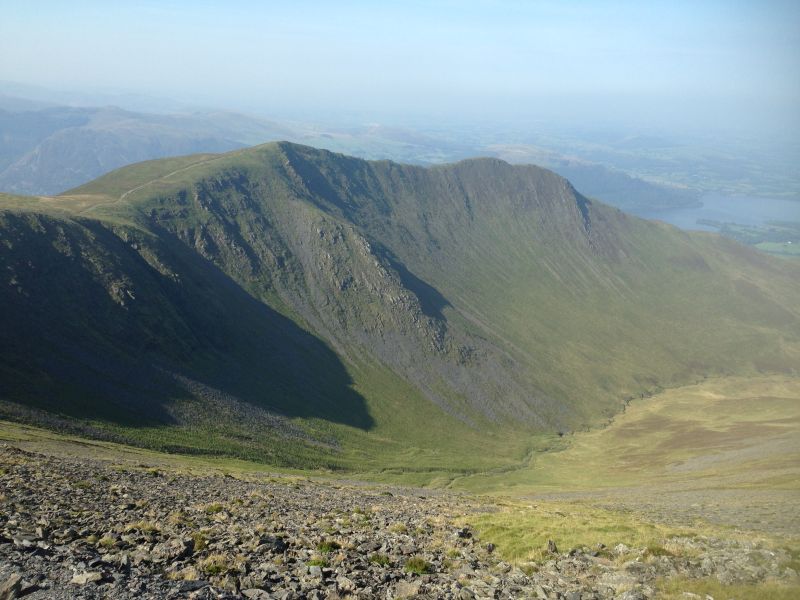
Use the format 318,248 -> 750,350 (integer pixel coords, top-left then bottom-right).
1,0 -> 798,135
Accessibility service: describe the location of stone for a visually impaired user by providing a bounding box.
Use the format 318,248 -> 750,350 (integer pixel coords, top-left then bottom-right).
357,541 -> 380,553
392,580 -> 422,598
70,571 -> 103,585
398,543 -> 417,555
458,587 -> 476,600
260,535 -> 289,553
242,589 -> 272,599
336,575 -> 355,593
617,591 -> 646,600
0,573 -> 22,600
179,580 -> 210,592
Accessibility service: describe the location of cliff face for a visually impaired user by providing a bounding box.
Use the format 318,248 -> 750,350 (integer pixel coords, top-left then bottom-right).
1,142 -> 798,467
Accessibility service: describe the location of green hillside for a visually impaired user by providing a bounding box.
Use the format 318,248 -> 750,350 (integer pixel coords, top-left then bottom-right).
1,142 -> 798,473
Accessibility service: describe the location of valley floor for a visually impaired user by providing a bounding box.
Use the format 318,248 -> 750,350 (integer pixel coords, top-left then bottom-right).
451,375 -> 800,536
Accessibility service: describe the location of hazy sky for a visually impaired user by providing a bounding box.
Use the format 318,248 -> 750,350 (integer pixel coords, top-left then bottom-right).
1,0 -> 798,134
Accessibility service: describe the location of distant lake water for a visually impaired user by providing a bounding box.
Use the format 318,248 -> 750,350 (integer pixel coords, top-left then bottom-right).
630,194 -> 800,231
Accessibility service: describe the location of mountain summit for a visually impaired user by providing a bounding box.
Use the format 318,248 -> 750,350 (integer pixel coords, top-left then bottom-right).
1,142 -> 798,470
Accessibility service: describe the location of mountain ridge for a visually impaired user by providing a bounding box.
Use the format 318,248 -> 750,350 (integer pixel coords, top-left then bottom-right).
1,141 -> 798,470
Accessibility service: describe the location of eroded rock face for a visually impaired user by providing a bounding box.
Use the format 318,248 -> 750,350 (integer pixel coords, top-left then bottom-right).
0,444 -> 795,599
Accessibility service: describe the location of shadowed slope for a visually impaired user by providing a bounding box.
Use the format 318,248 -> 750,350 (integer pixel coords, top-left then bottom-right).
0,211 -> 373,434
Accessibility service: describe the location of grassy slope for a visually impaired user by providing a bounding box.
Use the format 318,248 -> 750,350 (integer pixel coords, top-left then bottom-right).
1,142 -> 799,474
461,376 -> 799,571
451,374 -> 800,600
3,374 -> 797,504
453,375 -> 800,494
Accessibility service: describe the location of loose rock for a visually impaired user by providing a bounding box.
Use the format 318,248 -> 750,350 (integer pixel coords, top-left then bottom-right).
0,444 -> 795,600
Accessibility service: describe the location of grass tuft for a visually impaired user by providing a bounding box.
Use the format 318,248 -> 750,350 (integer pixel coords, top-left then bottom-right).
204,503 -> 224,515
369,553 -> 390,566
199,554 -> 231,576
317,539 -> 341,553
390,523 -> 408,534
190,531 -> 208,552
404,556 -> 432,575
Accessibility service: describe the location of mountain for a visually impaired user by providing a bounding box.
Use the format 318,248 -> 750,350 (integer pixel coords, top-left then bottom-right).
0,105 -> 292,195
486,145 -> 700,211
1,142 -> 798,472
547,160 -> 700,211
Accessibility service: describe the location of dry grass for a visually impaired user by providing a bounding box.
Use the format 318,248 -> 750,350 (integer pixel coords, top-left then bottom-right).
462,376 -> 800,598
199,553 -> 231,576
455,375 -> 800,495
656,577 -> 800,600
124,520 -> 161,534
465,500 -> 698,564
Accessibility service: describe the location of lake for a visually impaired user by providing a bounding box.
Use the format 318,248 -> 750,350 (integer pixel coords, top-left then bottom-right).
630,194 -> 800,232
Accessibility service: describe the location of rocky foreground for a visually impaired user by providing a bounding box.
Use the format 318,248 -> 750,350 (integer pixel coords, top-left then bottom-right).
0,445 -> 795,599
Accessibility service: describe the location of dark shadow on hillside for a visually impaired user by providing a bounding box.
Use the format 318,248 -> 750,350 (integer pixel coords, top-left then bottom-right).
375,247 -> 450,322
575,192 -> 592,232
279,142 -> 391,218
0,213 -> 374,431
149,223 -> 375,430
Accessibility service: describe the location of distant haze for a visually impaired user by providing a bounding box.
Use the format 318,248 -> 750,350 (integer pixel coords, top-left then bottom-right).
2,1 -> 799,138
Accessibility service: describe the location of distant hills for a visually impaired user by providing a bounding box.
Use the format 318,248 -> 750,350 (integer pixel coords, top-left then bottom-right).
1,142 -> 797,470
0,92 -> 703,215
487,144 -> 700,212
0,101 -> 291,195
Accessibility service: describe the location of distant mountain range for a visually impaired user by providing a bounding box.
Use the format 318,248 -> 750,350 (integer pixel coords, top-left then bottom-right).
0,93 -> 701,214
0,100 -> 291,195
1,142 -> 797,470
